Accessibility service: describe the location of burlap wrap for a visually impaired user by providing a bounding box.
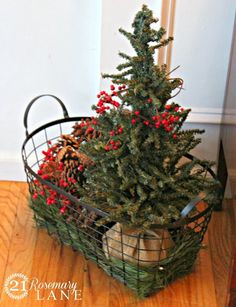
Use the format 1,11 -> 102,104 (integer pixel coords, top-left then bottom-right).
102,223 -> 174,266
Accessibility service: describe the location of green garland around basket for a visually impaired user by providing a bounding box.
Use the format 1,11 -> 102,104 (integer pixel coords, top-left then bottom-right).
30,195 -> 203,298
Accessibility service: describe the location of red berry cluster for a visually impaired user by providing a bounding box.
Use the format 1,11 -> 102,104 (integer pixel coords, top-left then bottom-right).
78,117 -> 98,132
96,84 -> 126,114
130,104 -> 185,139
104,126 -> 124,151
33,178 -> 74,214
32,141 -> 84,214
40,143 -> 58,163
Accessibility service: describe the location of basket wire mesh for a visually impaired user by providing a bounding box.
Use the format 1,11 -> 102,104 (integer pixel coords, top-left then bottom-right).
22,96 -> 215,297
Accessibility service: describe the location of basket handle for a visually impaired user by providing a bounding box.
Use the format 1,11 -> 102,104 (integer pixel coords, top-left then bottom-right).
180,191 -> 206,218
24,94 -> 69,137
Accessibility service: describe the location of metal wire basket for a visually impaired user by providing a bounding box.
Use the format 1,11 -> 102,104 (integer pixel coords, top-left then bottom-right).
22,95 -> 217,298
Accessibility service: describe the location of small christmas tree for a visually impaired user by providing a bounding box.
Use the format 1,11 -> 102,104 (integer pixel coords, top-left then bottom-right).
80,5 -> 218,229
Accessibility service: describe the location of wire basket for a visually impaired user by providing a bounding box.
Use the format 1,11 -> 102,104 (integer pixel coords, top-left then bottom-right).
22,95 -> 216,298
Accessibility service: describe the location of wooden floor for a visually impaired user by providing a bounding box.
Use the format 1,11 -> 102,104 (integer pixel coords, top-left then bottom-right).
0,181 -> 235,307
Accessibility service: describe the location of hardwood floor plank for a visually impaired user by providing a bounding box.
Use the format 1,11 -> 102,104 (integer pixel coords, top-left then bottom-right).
82,259 -> 110,307
0,182 -> 38,307
208,200 -> 236,307
0,181 -> 12,293
0,182 -> 29,304
228,200 -> 236,307
26,229 -> 55,306
109,277 -> 138,307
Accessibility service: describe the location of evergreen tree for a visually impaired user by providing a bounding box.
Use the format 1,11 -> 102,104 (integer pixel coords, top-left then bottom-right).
80,5 -> 219,229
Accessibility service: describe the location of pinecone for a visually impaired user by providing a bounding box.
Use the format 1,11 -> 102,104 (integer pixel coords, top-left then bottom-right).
37,121 -> 99,229
56,146 -> 80,180
62,158 -> 80,181
72,121 -> 101,142
58,134 -> 80,149
77,152 -> 94,167
71,122 -> 87,138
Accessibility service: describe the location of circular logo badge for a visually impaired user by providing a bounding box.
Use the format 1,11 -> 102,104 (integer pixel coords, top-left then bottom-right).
4,273 -> 28,300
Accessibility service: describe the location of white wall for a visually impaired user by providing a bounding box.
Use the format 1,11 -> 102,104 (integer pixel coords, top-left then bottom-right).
171,0 -> 235,123
1,1 -> 235,181
169,0 -> 236,169
0,0 -> 101,181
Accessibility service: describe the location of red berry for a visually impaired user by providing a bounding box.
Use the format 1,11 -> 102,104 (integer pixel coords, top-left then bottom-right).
131,119 -> 136,124
122,85 -> 126,89
87,127 -> 94,133
105,145 -> 111,151
33,192 -> 38,199
97,94 -> 101,98
147,98 -> 152,103
134,110 -> 140,116
110,85 -> 115,90
109,130 -> 115,136
60,206 -> 67,214
113,101 -> 120,107
106,95 -> 112,102
180,107 -> 184,112
144,121 -> 149,126
113,145 -> 118,150
174,106 -> 179,112
165,105 -> 171,110
173,134 -> 177,139
118,86 -> 122,90
78,164 -> 84,172
117,127 -> 123,134
155,122 -> 160,128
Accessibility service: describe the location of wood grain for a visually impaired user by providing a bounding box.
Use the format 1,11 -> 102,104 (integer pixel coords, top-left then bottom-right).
0,181 -> 234,307
0,182 -> 37,307
208,200 -> 236,307
0,182 -> 20,292
228,200 -> 236,307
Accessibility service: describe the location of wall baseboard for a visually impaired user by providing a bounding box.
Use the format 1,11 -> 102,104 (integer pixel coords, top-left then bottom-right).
186,107 -> 236,124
